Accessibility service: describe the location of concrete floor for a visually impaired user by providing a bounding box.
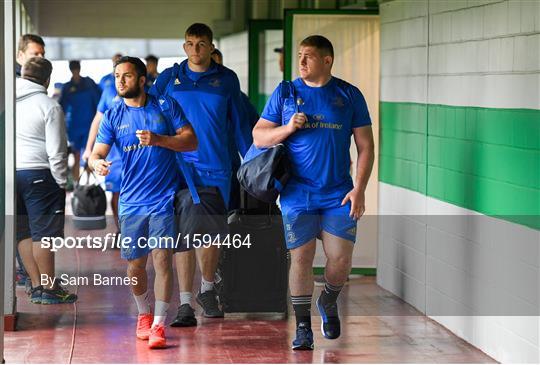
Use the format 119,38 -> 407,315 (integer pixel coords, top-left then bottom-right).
4,217 -> 497,363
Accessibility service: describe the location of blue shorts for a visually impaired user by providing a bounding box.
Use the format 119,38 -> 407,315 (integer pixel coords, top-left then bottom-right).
105,146 -> 121,193
16,169 -> 66,242
119,195 -> 176,260
279,184 -> 357,249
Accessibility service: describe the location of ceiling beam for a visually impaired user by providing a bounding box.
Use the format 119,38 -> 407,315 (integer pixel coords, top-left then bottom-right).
37,0 -> 229,39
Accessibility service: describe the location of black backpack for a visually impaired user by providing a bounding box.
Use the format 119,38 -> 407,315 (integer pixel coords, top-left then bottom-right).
71,170 -> 107,230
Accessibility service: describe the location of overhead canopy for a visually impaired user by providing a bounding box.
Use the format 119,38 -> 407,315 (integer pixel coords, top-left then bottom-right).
26,0 -> 242,39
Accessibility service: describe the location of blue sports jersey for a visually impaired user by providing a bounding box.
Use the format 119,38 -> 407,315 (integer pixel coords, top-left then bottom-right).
60,77 -> 101,141
96,94 -> 188,212
99,72 -> 115,92
97,81 -> 123,164
261,77 -> 371,192
97,81 -> 120,114
149,60 -> 253,181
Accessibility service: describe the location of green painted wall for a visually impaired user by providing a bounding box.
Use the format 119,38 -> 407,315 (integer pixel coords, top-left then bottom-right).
380,102 -> 540,229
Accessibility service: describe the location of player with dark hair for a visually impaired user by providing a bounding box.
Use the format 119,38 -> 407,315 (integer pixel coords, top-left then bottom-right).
90,56 -> 197,349
150,23 -> 253,326
253,35 -> 374,350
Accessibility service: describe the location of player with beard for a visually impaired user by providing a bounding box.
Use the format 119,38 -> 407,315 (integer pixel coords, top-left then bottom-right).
89,56 -> 197,349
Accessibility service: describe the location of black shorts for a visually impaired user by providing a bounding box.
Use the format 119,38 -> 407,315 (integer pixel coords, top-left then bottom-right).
16,169 -> 66,242
174,186 -> 229,252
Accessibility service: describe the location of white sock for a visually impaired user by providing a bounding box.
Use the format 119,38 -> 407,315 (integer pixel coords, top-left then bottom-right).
180,291 -> 192,306
152,300 -> 169,327
133,291 -> 151,314
200,278 -> 214,294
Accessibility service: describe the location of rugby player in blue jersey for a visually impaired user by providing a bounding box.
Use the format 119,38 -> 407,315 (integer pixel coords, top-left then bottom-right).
60,60 -> 101,185
98,53 -> 123,92
145,54 -> 159,90
83,67 -> 124,238
253,35 -> 374,350
150,23 -> 252,326
89,56 -> 197,349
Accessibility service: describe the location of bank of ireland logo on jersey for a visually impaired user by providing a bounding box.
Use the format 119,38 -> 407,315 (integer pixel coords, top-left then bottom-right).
313,114 -> 325,121
174,78 -> 181,85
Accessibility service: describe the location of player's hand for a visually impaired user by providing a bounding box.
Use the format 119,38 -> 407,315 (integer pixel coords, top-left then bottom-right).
82,147 -> 92,162
92,159 -> 112,176
341,187 -> 366,220
136,130 -> 158,146
286,113 -> 307,133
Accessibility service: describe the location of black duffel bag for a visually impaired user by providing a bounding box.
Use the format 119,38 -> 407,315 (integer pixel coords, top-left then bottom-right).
237,143 -> 291,203
71,170 -> 107,230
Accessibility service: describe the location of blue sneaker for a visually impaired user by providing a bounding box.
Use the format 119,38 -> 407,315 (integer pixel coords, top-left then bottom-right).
316,296 -> 341,339
29,285 -> 43,304
292,323 -> 314,350
41,285 -> 77,304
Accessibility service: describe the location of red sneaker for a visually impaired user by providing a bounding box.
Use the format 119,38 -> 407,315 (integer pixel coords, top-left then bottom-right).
148,324 -> 166,349
136,313 -> 153,340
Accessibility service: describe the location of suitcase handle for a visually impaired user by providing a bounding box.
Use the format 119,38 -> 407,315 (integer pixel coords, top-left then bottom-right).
237,211 -> 273,230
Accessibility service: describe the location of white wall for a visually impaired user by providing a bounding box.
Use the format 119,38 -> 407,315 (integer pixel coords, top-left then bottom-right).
378,0 -> 540,362
219,31 -> 249,93
262,29 -> 283,98
379,183 -> 539,363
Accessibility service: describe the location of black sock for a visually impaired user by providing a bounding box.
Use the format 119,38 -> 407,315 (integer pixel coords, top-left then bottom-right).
291,295 -> 312,328
320,281 -> 343,305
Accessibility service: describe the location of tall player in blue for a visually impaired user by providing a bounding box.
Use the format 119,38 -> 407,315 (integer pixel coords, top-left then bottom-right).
89,56 -> 197,349
150,23 -> 252,326
253,35 -> 374,350
98,53 -> 123,91
59,60 -> 101,185
83,65 -> 124,236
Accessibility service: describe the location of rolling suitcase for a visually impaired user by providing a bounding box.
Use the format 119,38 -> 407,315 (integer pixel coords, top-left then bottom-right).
216,191 -> 289,316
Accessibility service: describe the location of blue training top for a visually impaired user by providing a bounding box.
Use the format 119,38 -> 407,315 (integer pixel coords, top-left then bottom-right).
99,72 -> 114,92
97,80 -> 121,114
96,79 -> 122,163
60,76 -> 101,140
261,77 -> 371,193
96,94 -> 188,212
149,60 -> 253,175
